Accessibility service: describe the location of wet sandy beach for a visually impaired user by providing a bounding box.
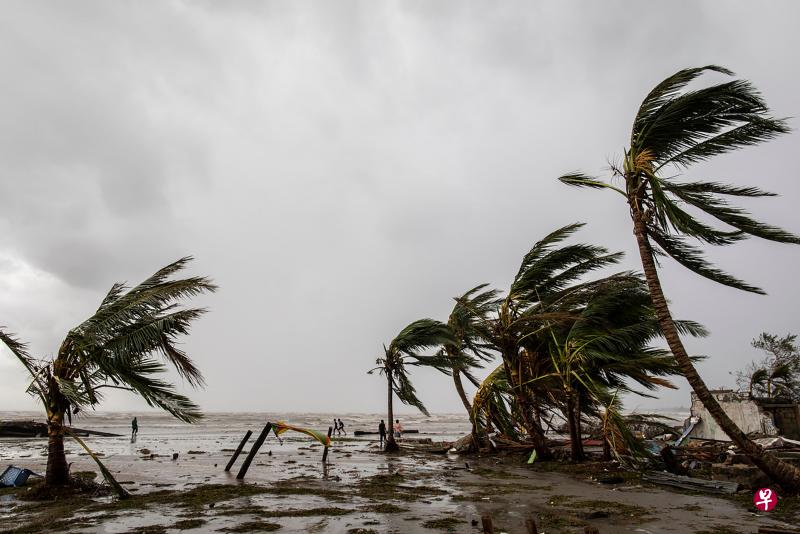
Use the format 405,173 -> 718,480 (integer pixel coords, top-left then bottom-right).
1,412 -> 797,533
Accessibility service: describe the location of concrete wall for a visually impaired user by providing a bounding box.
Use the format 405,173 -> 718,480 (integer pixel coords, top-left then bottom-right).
689,390 -> 778,441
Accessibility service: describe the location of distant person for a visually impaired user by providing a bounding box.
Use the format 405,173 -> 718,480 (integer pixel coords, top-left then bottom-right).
131,417 -> 138,442
337,418 -> 346,436
332,418 -> 339,436
394,419 -> 402,439
378,419 -> 387,447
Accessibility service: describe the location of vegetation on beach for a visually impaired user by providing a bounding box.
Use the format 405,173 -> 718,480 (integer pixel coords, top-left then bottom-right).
560,65 -> 800,490
371,223 -> 704,461
0,257 -> 215,492
736,332 -> 800,400
369,66 -> 800,492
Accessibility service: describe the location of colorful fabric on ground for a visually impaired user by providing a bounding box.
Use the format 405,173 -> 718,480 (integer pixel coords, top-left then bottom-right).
273,422 -> 331,446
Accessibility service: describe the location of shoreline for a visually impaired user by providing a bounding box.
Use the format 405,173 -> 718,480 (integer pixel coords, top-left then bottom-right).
2,434 -> 797,533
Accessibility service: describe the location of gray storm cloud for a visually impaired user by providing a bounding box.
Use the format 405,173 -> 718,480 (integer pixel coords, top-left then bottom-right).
1,1 -> 799,414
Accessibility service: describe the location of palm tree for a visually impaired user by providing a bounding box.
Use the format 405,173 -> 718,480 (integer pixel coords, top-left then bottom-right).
537,275 -> 703,461
370,319 -> 456,451
559,66 -> 800,490
467,223 -> 624,459
0,257 -> 215,487
442,284 -> 500,415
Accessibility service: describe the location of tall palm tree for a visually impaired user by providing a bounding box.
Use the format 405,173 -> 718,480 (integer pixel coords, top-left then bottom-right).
559,66 -> 800,490
370,319 -> 456,451
0,257 -> 215,487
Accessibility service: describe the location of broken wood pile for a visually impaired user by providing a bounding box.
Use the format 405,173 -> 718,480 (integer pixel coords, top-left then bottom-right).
672,440 -> 728,464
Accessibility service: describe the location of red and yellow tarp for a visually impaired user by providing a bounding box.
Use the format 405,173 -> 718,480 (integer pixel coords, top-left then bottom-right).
273,421 -> 330,446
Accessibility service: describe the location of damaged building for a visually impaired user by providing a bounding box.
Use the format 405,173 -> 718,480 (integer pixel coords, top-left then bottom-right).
688,389 -> 800,441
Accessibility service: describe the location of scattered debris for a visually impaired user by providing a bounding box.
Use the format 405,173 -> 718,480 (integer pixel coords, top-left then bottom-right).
0,465 -> 41,487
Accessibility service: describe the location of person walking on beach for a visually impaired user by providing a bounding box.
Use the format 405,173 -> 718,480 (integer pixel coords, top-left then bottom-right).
131,417 -> 138,443
337,418 -> 346,436
378,420 -> 387,447
332,418 -> 339,436
393,419 -> 402,440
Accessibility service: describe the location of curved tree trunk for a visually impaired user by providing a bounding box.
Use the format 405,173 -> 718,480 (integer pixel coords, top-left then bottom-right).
632,215 -> 800,492
452,369 -> 472,414
452,369 -> 483,452
46,410 -> 69,485
385,371 -> 398,452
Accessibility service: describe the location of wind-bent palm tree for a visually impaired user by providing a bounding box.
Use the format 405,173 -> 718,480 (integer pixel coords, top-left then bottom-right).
442,284 -> 500,414
0,257 -> 215,487
537,275 -> 703,461
559,66 -> 800,490
467,223 -> 623,459
370,319 -> 456,451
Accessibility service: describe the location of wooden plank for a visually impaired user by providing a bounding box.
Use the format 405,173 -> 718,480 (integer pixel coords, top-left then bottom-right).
224,430 -> 252,472
236,423 -> 272,480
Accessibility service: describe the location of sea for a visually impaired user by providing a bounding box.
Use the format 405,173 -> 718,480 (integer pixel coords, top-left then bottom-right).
0,409 -> 689,461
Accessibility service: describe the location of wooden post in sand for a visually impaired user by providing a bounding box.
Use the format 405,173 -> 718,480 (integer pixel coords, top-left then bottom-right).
525,516 -> 539,534
481,513 -> 494,534
236,422 -> 272,480
224,430 -> 252,472
321,426 -> 333,463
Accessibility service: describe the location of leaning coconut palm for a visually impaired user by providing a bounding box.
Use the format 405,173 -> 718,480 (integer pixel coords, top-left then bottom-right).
442,284 -> 500,415
559,66 -> 800,490
369,319 -> 457,451
0,257 -> 215,488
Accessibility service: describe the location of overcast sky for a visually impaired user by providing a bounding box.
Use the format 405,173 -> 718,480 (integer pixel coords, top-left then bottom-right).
1,1 -> 799,418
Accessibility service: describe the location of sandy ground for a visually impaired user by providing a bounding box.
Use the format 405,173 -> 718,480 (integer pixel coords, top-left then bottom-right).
1,434 -> 797,533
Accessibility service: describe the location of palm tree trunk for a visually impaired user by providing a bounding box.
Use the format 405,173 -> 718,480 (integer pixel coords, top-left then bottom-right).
501,356 -> 551,459
632,215 -> 800,492
46,410 -> 69,485
385,371 -> 398,452
452,369 -> 472,414
575,395 -> 585,461
566,393 -> 584,462
602,434 -> 612,461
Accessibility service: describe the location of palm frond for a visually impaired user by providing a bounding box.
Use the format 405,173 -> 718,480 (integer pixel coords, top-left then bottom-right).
0,328 -> 48,404
633,65 -> 734,150
393,367 -> 429,416
389,319 -> 456,355
664,186 -> 800,244
648,228 -> 765,293
97,356 -> 202,423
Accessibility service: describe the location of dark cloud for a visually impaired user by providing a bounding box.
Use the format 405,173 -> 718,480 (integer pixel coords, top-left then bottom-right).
1,1 -> 799,414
